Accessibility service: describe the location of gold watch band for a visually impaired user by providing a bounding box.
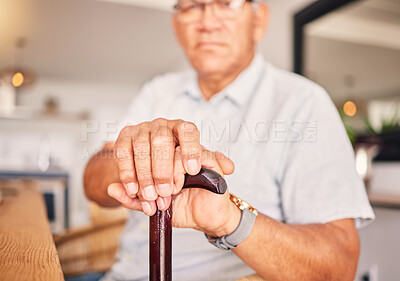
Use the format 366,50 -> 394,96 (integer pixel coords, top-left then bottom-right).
229,194 -> 258,216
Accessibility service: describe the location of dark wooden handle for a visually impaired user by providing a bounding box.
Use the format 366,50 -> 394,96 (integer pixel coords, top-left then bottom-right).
149,168 -> 227,281
182,167 -> 227,194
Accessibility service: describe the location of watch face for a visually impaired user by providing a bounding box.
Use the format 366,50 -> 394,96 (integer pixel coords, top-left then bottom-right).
230,194 -> 258,215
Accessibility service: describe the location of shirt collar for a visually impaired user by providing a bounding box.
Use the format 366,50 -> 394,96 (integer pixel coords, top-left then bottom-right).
182,70 -> 203,101
181,53 -> 266,106
223,53 -> 265,106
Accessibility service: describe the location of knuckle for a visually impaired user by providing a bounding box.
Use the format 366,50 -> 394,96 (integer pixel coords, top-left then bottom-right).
132,134 -> 145,145
214,151 -> 227,161
119,126 -> 128,135
133,143 -> 150,160
133,137 -> 150,151
187,121 -> 198,131
137,122 -> 150,134
179,121 -> 196,131
152,147 -> 172,161
115,147 -> 131,160
151,132 -> 173,147
117,126 -> 137,145
179,122 -> 200,141
181,146 -> 201,158
120,125 -> 134,137
153,176 -> 170,185
152,117 -> 168,126
204,151 -> 215,163
119,169 -> 134,182
153,167 -> 171,182
151,134 -> 168,146
136,169 -> 153,183
190,130 -> 201,143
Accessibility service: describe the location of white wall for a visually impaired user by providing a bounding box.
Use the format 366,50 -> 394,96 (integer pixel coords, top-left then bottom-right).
261,0 -> 315,70
0,78 -> 138,227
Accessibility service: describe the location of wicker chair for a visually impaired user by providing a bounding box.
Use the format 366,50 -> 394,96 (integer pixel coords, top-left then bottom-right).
54,204 -> 128,277
54,203 -> 265,280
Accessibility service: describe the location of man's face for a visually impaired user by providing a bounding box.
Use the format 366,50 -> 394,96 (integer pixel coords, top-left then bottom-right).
172,1 -> 268,77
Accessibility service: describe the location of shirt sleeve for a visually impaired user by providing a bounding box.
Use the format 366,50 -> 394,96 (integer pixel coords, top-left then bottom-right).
280,87 -> 375,229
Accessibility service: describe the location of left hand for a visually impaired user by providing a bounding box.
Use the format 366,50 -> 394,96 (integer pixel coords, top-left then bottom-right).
108,146 -> 241,237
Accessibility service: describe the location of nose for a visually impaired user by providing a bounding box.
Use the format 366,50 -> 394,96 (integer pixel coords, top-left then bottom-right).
197,2 -> 222,30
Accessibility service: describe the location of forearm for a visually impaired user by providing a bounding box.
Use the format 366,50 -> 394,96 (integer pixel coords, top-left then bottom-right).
232,215 -> 359,281
83,143 -> 121,207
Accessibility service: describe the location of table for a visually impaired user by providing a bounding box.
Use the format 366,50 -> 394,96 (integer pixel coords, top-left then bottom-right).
0,180 -> 64,281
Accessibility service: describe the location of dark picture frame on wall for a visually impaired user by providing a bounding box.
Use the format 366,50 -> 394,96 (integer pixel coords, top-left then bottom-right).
293,0 -> 400,163
293,0 -> 360,75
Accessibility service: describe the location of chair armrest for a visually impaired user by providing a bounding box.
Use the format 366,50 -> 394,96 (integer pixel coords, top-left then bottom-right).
54,217 -> 127,277
54,218 -> 127,246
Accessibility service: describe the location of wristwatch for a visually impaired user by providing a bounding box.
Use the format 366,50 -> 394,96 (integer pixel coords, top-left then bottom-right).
205,194 -> 258,250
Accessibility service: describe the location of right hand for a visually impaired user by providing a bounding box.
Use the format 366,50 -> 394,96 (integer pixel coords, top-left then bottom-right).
108,145 -> 238,237
111,118 -> 203,215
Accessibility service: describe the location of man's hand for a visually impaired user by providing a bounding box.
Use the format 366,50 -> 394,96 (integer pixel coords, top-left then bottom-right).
110,118 -> 239,233
112,118 -> 202,215
108,145 -> 241,238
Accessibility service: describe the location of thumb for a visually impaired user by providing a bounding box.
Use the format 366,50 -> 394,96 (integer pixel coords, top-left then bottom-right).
213,151 -> 235,175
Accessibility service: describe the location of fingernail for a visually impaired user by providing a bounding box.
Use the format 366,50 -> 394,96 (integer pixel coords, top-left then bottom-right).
143,185 -> 157,200
157,197 -> 165,210
187,159 -> 199,174
157,184 -> 171,197
126,183 -> 138,197
141,201 -> 151,215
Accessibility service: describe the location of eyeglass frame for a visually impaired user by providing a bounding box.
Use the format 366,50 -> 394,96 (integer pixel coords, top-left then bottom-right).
173,0 -> 256,16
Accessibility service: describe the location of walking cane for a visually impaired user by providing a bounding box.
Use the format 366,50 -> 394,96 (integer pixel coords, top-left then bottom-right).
149,167 -> 227,281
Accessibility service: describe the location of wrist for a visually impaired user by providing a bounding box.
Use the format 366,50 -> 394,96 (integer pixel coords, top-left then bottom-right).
204,194 -> 258,250
206,199 -> 241,238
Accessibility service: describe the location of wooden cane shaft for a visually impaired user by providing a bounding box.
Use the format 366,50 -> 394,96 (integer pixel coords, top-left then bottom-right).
149,168 -> 227,281
149,206 -> 172,281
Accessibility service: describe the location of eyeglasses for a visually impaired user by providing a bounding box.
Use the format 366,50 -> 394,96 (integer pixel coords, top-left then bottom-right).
173,0 -> 255,24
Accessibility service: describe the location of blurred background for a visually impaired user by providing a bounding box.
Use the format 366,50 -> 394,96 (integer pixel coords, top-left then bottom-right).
0,0 -> 399,280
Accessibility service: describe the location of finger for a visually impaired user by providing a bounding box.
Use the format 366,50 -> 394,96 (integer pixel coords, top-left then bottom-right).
133,123 -> 158,201
171,120 -> 201,175
213,151 -> 235,175
114,127 -> 139,197
140,200 -> 157,216
173,146 -> 186,195
108,183 -> 157,215
156,196 -> 171,211
200,148 -> 224,177
150,120 -> 174,198
107,183 -> 142,210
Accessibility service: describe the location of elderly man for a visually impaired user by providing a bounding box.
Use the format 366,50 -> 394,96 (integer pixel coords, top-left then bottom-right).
83,0 -> 374,280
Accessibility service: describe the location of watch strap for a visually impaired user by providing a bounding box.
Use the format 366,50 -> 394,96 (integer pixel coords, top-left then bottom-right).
205,208 -> 256,250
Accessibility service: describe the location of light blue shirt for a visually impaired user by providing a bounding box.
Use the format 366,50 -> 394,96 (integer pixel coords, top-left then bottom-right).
101,54 -> 374,281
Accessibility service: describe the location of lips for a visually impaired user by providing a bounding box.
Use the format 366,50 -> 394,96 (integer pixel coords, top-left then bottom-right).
196,42 -> 225,49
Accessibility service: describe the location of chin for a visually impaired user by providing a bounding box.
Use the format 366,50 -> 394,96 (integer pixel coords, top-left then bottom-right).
190,53 -> 231,76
